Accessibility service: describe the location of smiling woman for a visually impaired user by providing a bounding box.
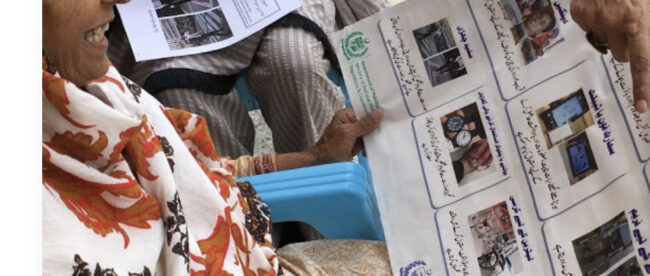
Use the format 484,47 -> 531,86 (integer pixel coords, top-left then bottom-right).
42,0 -> 128,86
42,0 -> 388,274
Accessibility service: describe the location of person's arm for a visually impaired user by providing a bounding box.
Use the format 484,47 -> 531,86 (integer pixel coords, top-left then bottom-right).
276,108 -> 383,171
223,108 -> 382,177
163,106 -> 382,177
571,0 -> 650,112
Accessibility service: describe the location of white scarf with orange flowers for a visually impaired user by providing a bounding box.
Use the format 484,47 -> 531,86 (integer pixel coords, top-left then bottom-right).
42,59 -> 279,275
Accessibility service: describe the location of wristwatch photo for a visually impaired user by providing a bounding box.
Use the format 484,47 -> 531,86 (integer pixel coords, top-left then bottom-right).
445,114 -> 465,133
445,114 -> 476,147
454,129 -> 472,147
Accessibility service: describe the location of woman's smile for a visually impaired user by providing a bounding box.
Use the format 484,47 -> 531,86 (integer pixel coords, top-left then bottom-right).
83,20 -> 111,46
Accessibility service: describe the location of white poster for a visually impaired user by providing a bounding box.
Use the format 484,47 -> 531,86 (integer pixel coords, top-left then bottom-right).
331,0 -> 650,275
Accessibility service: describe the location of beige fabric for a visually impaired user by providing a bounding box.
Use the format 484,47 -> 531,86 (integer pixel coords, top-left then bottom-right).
332,0 -> 388,27
277,240 -> 392,276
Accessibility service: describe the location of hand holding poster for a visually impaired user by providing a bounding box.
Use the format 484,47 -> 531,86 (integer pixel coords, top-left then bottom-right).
330,0 -> 650,274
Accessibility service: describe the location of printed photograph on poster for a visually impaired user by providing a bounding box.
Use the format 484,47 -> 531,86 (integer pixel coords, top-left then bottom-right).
160,7 -> 233,50
572,211 -> 634,276
413,18 -> 468,87
440,103 -> 494,186
558,132 -> 598,185
468,201 -> 523,275
536,88 -> 595,149
606,256 -> 643,276
500,0 -> 564,64
152,0 -> 220,18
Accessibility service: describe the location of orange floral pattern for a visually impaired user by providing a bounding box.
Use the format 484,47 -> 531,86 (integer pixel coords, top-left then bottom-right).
43,70 -> 94,129
190,212 -> 232,276
164,108 -> 219,161
43,156 -> 161,248
190,209 -> 275,276
46,131 -> 108,163
163,108 -> 192,137
43,61 -> 278,275
122,117 -> 163,181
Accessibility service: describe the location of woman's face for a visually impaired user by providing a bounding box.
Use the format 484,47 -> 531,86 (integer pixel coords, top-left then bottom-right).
43,0 -> 130,86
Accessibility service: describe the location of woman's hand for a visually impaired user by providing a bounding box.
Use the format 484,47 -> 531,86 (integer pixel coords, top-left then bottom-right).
309,108 -> 383,164
571,0 -> 650,112
275,108 -> 382,171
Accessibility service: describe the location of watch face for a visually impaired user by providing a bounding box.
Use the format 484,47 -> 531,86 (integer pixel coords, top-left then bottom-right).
455,130 -> 472,147
446,115 -> 465,132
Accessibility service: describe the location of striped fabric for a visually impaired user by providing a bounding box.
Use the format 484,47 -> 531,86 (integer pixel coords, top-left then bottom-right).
108,32 -> 263,85
108,0 -> 387,157
246,26 -> 346,153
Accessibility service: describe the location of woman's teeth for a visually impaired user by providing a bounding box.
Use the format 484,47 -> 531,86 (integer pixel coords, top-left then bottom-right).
84,23 -> 110,43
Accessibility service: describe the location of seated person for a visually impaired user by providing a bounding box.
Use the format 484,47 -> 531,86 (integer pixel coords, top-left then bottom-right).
108,0 -> 387,244
42,0 -> 390,274
108,0 -> 387,158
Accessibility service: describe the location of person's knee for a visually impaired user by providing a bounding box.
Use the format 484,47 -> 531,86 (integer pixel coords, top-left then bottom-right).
261,28 -> 331,76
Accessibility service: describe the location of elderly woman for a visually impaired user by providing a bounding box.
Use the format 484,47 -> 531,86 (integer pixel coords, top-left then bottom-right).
43,0 -> 390,274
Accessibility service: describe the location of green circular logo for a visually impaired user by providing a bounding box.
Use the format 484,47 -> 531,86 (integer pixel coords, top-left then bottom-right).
342,31 -> 369,60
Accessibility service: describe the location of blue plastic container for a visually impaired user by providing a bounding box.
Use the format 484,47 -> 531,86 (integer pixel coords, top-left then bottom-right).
237,162 -> 385,241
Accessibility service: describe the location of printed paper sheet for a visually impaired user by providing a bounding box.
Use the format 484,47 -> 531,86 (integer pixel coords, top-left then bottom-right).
117,0 -> 300,61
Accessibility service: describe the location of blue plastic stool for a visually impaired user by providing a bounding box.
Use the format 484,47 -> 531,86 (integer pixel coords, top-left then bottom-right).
238,162 -> 384,240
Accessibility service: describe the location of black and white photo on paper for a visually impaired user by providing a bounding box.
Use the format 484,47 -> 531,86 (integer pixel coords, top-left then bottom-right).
572,212 -> 635,276
413,18 -> 468,87
160,7 -> 233,50
152,0 -> 220,18
606,256 -> 643,276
